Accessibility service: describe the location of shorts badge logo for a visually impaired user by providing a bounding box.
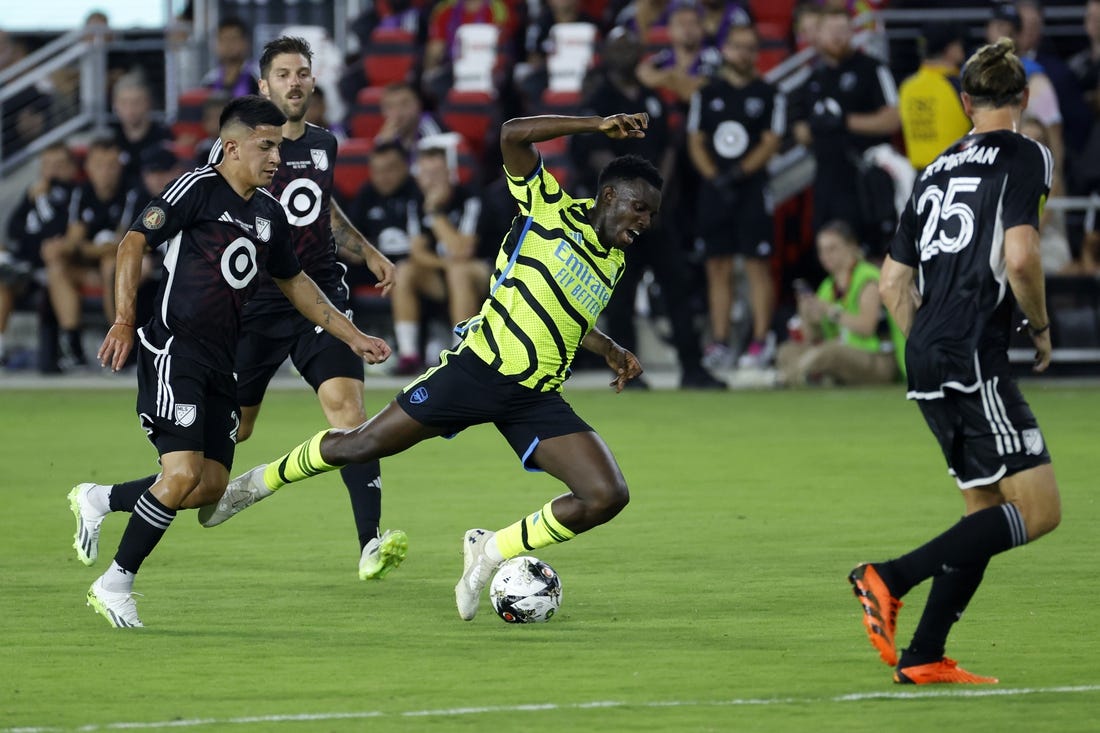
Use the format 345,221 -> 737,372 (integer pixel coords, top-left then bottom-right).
409,387 -> 429,404
255,217 -> 271,242
174,403 -> 197,427
1022,428 -> 1044,456
142,206 -> 166,230
310,149 -> 329,171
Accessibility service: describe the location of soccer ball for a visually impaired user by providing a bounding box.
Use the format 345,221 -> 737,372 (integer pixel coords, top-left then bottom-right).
489,556 -> 563,623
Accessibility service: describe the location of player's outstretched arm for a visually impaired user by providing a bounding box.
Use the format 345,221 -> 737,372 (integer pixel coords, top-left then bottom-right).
581,326 -> 643,393
500,113 -> 649,178
275,271 -> 392,364
330,200 -> 396,295
98,230 -> 148,372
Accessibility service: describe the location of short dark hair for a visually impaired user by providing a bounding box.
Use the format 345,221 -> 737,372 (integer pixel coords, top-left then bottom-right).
597,154 -> 663,193
87,134 -> 120,154
218,16 -> 249,36
219,94 -> 287,132
817,219 -> 859,245
372,140 -> 410,161
259,36 -> 313,79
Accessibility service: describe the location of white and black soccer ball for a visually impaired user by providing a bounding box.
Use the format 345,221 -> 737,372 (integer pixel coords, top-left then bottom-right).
489,556 -> 562,623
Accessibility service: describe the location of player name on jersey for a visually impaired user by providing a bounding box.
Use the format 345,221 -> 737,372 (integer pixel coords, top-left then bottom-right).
920,144 -> 1001,181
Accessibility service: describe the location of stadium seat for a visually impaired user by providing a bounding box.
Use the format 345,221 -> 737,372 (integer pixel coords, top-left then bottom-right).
538,89 -> 583,117
362,28 -> 417,86
749,0 -> 797,26
349,86 -> 386,140
333,137 -> 374,204
438,90 -> 496,160
172,87 -> 213,157
756,22 -> 790,75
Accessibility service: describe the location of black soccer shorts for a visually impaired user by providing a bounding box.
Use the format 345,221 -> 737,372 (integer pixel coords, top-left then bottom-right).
394,347 -> 593,471
235,307 -> 365,406
916,375 -> 1051,489
135,341 -> 238,469
695,180 -> 774,259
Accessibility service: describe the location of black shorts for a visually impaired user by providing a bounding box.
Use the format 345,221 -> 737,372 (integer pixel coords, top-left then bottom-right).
394,347 -> 593,471
915,375 -> 1051,489
695,180 -> 774,259
135,340 -> 239,469
236,306 -> 364,406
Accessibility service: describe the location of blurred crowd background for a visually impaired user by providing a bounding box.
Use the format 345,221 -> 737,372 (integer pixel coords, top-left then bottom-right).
2,0 -> 1099,387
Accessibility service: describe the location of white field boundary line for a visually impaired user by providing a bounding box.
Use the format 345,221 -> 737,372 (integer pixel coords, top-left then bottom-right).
6,685 -> 1100,733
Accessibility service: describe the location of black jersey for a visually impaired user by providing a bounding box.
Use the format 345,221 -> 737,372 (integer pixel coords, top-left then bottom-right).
408,185 -> 484,258
687,75 -> 785,179
68,183 -> 135,242
889,130 -> 1053,397
209,123 -> 346,313
130,165 -> 301,373
6,181 -> 72,265
349,177 -> 421,262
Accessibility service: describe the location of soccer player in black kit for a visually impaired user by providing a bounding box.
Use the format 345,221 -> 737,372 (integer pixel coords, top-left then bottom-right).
81,96 -> 391,627
71,38 -> 408,584
848,39 -> 1061,684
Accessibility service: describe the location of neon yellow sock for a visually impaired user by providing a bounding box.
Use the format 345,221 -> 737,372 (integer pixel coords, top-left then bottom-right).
494,501 -> 577,560
263,429 -> 339,490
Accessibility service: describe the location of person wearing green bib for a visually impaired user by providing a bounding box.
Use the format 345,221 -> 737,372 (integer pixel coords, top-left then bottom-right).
776,220 -> 904,386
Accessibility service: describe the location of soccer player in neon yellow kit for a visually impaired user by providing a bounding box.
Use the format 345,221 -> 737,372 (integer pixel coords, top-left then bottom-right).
204,112 -> 662,619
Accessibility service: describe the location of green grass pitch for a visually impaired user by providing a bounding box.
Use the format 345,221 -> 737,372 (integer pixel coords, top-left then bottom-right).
0,383 -> 1097,731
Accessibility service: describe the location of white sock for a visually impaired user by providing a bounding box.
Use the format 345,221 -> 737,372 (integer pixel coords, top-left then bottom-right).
100,561 -> 135,593
485,535 -> 504,564
87,484 -> 112,515
394,322 -> 419,358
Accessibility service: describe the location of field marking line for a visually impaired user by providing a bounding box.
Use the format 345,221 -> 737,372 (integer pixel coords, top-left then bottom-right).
5,685 -> 1099,732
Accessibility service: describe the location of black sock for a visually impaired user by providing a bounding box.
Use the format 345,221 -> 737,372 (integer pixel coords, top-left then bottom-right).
63,329 -> 85,360
109,475 -> 158,512
113,491 -> 176,574
341,462 -> 381,550
900,558 -> 990,667
883,504 -> 1026,598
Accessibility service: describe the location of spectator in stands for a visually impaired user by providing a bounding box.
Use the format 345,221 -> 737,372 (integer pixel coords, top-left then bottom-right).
374,82 -> 444,154
192,91 -> 230,166
898,23 -> 970,170
6,143 -> 78,372
1013,0 -> 1089,157
985,3 -> 1064,167
1019,117 -> 1073,274
392,147 -> 487,374
54,136 -> 130,324
423,0 -> 518,101
636,2 -> 721,104
351,0 -> 429,44
613,0 -> 673,43
110,73 -> 173,189
348,141 -> 421,269
520,0 -> 600,102
573,28 -> 725,390
791,2 -> 821,52
201,17 -> 260,97
1069,0 -> 1100,114
4,90 -> 52,155
775,220 -> 903,387
791,7 -> 900,250
699,0 -> 751,48
687,23 -> 784,370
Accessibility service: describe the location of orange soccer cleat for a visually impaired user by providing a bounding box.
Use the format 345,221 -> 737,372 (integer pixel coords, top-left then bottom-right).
894,657 -> 999,685
848,563 -> 903,666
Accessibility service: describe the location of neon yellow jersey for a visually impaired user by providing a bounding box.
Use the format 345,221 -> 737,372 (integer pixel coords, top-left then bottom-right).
458,158 -> 626,392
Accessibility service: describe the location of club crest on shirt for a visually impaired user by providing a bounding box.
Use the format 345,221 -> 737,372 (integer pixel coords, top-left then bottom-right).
142,206 -> 166,230
174,403 -> 197,427
255,217 -> 271,242
1022,428 -> 1044,456
310,148 -> 329,171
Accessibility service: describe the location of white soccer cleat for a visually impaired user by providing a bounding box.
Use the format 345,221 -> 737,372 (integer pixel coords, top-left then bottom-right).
86,577 -> 143,628
454,529 -> 501,621
197,465 -> 272,528
68,483 -> 107,566
359,529 -> 409,580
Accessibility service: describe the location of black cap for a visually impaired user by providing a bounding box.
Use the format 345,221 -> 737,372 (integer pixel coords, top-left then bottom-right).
990,2 -> 1022,30
920,23 -> 967,58
140,144 -> 179,173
